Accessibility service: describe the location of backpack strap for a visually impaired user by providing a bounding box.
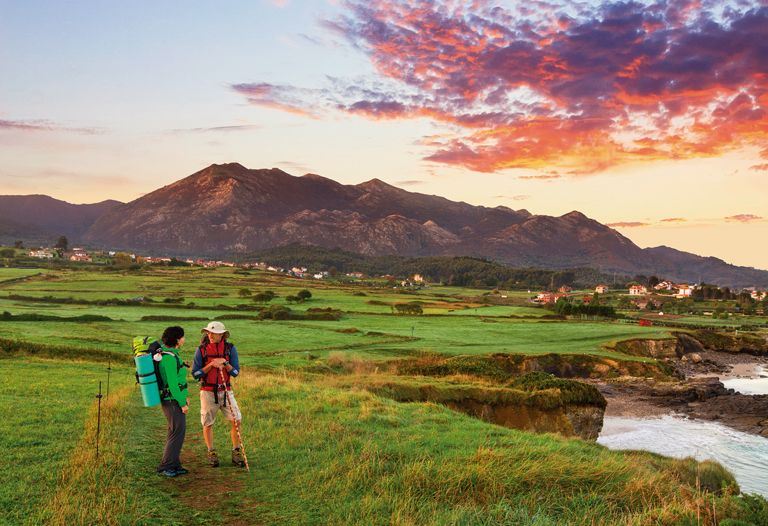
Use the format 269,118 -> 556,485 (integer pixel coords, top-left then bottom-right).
200,342 -> 232,405
157,350 -> 184,399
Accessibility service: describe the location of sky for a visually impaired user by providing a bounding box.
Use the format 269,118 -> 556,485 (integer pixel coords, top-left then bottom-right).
1,0 -> 766,269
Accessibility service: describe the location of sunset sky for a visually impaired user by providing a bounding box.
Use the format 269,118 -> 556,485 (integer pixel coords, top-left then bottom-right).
1,0 -> 766,269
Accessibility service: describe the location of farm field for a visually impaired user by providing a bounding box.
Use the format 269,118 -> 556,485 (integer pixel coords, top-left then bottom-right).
2,266 -> 767,524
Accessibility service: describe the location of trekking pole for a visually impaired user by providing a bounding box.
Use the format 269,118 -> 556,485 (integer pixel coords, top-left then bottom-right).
96,381 -> 103,461
220,368 -> 250,472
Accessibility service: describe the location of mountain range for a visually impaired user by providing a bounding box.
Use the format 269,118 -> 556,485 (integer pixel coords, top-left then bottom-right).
1,162 -> 766,288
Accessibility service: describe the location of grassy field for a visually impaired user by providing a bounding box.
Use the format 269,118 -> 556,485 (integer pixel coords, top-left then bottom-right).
0,358 -> 134,526
2,266 -> 768,524
7,363 -> 765,525
0,268 -> 46,283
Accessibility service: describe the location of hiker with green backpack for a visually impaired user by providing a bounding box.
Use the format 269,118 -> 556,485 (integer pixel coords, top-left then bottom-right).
155,326 -> 190,477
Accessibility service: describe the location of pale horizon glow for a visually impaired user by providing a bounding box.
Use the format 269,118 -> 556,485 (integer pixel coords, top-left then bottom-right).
1,0 -> 766,270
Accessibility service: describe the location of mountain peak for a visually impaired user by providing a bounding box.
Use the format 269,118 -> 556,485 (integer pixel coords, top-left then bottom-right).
561,210 -> 588,220
210,162 -> 247,171
358,178 -> 399,191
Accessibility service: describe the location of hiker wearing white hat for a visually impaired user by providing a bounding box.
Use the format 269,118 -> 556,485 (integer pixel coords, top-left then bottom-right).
191,321 -> 245,467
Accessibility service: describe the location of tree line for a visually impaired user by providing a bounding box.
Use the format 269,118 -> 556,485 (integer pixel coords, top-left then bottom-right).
245,244 -> 624,289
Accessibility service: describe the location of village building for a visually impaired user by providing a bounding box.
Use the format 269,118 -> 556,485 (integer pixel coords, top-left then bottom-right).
29,249 -> 54,259
290,266 -> 308,277
675,284 -> 692,298
595,284 -> 608,294
534,292 -> 567,304
558,285 -> 572,293
346,271 -> 365,279
412,274 -> 424,283
69,251 -> 92,263
629,285 -> 647,295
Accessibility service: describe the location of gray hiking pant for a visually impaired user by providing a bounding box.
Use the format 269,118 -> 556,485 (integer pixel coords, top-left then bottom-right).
158,400 -> 186,472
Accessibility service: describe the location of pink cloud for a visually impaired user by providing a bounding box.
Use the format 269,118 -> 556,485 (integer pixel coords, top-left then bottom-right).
725,214 -> 763,223
660,217 -> 687,223
606,221 -> 650,228
235,1 -> 768,174
0,118 -> 101,134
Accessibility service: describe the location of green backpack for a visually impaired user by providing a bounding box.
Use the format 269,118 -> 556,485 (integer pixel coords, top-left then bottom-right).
132,336 -> 161,357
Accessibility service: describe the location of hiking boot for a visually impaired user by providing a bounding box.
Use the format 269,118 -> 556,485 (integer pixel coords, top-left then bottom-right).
232,446 -> 245,467
174,467 -> 189,476
207,449 -> 220,467
158,469 -> 178,478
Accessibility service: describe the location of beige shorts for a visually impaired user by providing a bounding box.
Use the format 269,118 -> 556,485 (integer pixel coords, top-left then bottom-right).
200,389 -> 242,427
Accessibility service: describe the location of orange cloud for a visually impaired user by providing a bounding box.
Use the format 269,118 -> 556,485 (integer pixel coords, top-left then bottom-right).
236,1 -> 768,175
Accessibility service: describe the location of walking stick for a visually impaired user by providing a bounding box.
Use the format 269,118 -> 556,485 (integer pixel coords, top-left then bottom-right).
220,368 -> 250,471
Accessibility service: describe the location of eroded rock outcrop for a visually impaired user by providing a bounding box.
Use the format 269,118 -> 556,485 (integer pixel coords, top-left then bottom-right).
352,373 -> 607,441
444,399 -> 604,440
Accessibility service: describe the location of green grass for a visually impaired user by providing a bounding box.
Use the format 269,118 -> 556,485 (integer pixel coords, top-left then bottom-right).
201,372 -> 764,525
0,268 -> 44,282
2,267 -> 768,524
22,365 -> 767,525
0,358 -> 133,525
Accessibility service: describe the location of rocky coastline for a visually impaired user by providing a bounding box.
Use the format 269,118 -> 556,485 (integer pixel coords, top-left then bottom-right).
597,346 -> 768,437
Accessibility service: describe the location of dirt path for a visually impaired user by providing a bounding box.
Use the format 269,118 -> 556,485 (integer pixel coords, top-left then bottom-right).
156,401 -> 263,526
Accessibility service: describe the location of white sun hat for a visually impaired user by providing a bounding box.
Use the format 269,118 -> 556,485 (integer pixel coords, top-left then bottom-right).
202,321 -> 229,336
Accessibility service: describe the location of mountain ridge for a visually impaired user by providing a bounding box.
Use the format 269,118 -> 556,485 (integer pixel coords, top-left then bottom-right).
1,163 -> 765,287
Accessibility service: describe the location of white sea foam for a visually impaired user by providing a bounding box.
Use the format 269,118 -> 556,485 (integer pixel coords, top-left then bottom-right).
598,415 -> 768,496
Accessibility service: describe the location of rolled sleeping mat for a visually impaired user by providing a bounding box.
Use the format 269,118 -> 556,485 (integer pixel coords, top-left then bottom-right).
135,353 -> 161,407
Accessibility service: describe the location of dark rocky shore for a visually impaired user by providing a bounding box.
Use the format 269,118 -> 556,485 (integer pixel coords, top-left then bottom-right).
597,349 -> 768,437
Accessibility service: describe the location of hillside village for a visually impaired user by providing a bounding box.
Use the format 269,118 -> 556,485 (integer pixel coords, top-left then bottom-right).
8,242 -> 768,321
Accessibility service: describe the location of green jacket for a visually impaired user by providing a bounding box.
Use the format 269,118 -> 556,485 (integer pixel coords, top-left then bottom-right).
158,347 -> 189,407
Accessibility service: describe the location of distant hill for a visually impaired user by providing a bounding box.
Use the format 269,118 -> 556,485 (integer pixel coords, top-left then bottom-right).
2,163 -> 766,287
0,195 -> 122,244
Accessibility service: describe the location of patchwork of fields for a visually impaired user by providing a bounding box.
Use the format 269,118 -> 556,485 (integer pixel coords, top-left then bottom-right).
2,267 -> 767,525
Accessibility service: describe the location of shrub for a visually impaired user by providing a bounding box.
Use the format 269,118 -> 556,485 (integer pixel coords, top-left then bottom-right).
394,302 -> 423,315
258,304 -> 291,320
297,289 -> 312,301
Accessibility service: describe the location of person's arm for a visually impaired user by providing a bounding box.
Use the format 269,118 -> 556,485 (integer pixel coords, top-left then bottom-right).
161,355 -> 187,406
226,345 -> 240,377
192,347 -> 206,380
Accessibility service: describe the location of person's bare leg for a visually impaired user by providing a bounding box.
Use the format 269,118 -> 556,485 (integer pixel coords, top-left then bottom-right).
230,420 -> 239,448
203,425 -> 214,449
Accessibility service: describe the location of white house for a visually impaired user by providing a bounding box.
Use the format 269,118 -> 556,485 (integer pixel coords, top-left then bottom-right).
595,284 -> 608,294
629,285 -> 647,295
675,284 -> 692,298
29,249 -> 54,259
